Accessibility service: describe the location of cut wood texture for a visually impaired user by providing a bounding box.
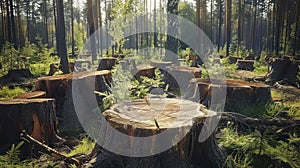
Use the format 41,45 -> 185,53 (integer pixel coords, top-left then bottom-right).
14,91 -> 46,99
237,60 -> 255,71
34,71 -> 111,132
186,78 -> 272,112
88,98 -> 224,168
0,99 -> 59,147
165,66 -> 201,93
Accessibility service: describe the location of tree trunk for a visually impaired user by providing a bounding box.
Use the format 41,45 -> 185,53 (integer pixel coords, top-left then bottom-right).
16,0 -> 25,48
294,0 -> 300,55
165,0 -> 179,63
56,0 -> 69,74
225,0 -> 232,57
87,0 -> 97,62
86,99 -> 225,168
217,0 -> 222,52
71,0 -> 75,57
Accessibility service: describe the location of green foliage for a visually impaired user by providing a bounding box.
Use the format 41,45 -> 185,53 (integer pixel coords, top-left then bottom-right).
0,40 -> 58,77
178,1 -> 195,23
0,86 -> 27,100
67,137 -> 95,157
0,142 -> 24,166
131,69 -> 166,99
0,42 -> 28,76
97,68 -> 167,111
219,125 -> 300,168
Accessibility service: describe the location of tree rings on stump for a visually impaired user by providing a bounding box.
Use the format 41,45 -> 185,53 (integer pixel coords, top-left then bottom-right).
88,98 -> 224,168
14,91 -> 46,99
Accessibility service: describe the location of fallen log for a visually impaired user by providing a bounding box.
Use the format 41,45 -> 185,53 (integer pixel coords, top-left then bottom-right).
20,131 -> 80,166
88,98 -> 225,168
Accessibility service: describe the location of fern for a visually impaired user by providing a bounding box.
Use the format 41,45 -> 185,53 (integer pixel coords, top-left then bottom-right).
0,141 -> 24,166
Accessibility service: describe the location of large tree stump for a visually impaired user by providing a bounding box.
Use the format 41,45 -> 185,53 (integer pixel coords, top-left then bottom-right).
34,71 -> 111,132
186,78 -> 272,112
165,66 -> 201,93
87,98 -> 224,168
237,60 -> 255,71
266,58 -> 299,86
0,99 -> 59,150
98,58 -> 117,70
14,91 -> 46,99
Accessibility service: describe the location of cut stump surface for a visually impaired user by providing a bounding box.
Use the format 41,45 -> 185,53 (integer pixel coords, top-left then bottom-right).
88,98 -> 224,168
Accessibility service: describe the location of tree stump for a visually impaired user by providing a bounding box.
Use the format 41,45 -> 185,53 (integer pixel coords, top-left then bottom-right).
34,71 -> 111,132
229,56 -> 240,64
165,66 -> 201,93
266,58 -> 299,86
98,58 -> 117,70
112,54 -> 125,60
150,61 -> 173,70
87,98 -> 224,168
212,58 -> 221,64
135,66 -> 156,79
4,69 -> 35,83
74,60 -> 92,70
14,91 -> 46,99
186,78 -> 272,112
0,99 -> 59,149
237,60 -> 255,71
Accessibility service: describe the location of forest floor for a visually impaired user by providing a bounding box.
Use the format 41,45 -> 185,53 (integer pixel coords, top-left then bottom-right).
0,66 -> 299,167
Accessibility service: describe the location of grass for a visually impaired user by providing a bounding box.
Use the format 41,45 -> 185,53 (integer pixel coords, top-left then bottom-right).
218,126 -> 300,168
0,86 -> 26,100
254,61 -> 268,75
66,137 -> 95,157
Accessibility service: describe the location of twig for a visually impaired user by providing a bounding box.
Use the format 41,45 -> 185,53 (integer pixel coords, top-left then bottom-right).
20,131 -> 80,166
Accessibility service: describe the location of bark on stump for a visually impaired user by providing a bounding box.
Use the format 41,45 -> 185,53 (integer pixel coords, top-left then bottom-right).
135,66 -> 156,79
87,98 -> 225,168
14,91 -> 46,99
266,58 -> 299,86
0,99 -> 59,151
165,66 -> 201,94
98,58 -> 117,70
186,78 -> 272,113
237,60 -> 255,71
229,56 -> 240,64
34,71 -> 111,132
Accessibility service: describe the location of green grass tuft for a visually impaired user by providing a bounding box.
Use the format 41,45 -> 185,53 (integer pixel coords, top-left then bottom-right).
0,86 -> 26,100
